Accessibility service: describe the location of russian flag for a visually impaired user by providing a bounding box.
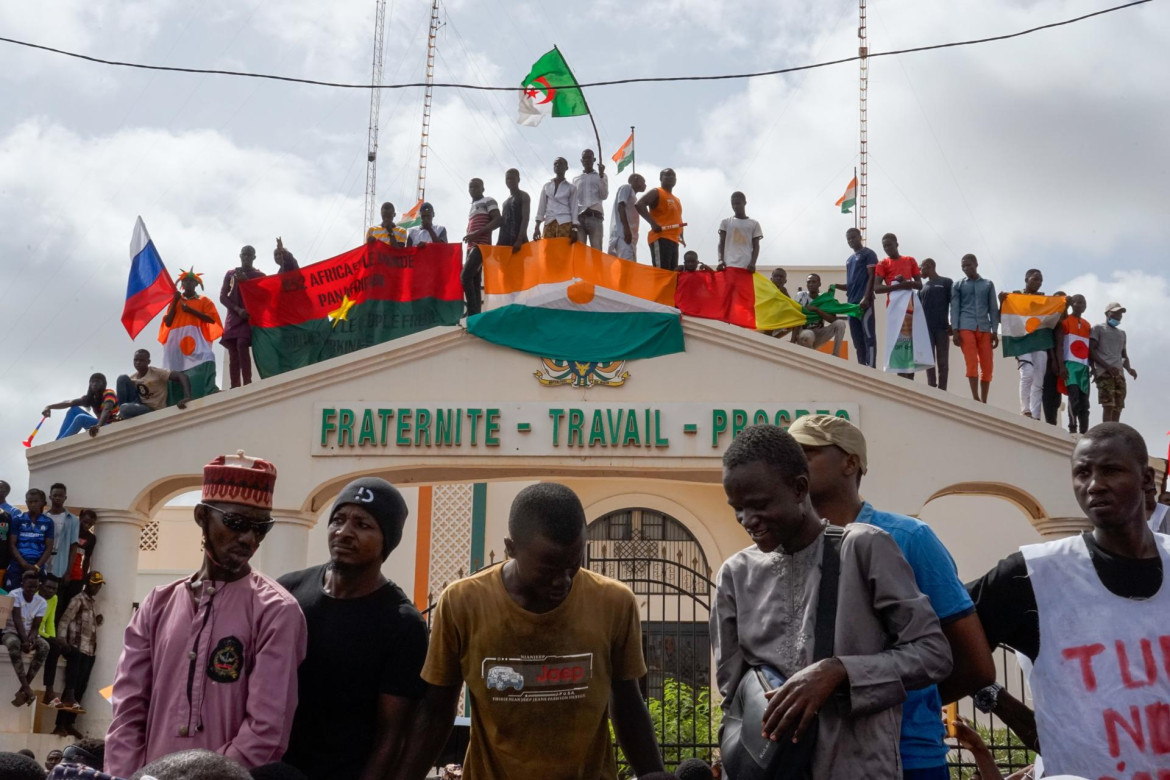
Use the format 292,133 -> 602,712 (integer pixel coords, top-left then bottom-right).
122,217 -> 175,339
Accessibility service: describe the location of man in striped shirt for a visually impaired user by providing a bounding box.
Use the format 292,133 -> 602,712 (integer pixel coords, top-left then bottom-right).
462,178 -> 501,316
366,202 -> 404,247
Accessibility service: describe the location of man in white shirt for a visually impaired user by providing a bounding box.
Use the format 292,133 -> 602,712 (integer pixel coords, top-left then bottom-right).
608,173 -> 646,262
573,149 -> 608,249
406,203 -> 448,247
2,569 -> 50,706
533,157 -> 578,242
717,191 -> 763,272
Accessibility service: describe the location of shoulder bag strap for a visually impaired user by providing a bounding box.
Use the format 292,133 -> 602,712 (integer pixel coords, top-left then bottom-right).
813,525 -> 845,661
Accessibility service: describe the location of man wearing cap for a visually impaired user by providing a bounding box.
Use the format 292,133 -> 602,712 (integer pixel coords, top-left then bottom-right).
1090,301 -> 1137,423
106,452 -> 307,776
788,414 -> 996,780
51,570 -> 105,737
279,478 -> 428,780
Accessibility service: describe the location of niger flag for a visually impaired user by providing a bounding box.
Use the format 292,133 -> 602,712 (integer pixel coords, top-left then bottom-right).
240,241 -> 464,378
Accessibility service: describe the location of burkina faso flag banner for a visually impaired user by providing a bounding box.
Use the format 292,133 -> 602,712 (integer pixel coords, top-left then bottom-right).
240,241 -> 464,378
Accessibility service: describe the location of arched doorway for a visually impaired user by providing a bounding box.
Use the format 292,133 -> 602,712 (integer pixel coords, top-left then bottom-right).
585,509 -> 718,768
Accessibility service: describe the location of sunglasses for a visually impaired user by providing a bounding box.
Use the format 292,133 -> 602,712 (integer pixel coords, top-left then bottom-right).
200,503 -> 274,538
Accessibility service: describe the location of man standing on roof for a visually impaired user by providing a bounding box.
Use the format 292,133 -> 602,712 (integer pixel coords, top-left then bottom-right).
406,203 -> 448,247
106,451 -> 306,776
367,203 -> 405,247
220,250 -> 263,389
461,178 -> 502,316
950,254 -> 999,403
717,191 -> 762,273
1090,301 -> 1137,423
496,169 -> 530,254
636,168 -> 683,271
533,157 -> 578,242
609,173 -> 646,262
836,228 -> 878,368
573,149 -> 608,249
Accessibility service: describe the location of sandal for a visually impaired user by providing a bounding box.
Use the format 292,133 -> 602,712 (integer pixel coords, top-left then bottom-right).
47,697 -> 64,709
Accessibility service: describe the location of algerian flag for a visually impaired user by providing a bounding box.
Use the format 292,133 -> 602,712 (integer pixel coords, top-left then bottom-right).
612,132 -> 634,173
835,177 -> 857,214
395,199 -> 423,243
517,48 -> 589,127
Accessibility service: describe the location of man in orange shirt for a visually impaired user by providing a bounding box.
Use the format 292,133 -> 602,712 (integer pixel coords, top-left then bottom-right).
873,233 -> 923,380
1056,294 -> 1092,434
636,168 -> 683,271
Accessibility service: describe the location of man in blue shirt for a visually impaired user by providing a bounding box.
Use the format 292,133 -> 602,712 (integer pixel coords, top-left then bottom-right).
0,483 -> 56,592
789,414 -> 996,780
835,228 -> 878,368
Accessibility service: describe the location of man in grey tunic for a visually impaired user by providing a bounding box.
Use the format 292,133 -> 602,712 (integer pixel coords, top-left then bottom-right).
712,424 -> 952,780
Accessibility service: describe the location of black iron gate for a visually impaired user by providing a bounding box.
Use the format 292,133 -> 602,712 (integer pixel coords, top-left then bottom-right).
586,508 -> 720,775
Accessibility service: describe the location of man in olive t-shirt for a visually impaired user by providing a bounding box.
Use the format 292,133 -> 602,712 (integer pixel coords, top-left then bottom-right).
394,483 -> 664,780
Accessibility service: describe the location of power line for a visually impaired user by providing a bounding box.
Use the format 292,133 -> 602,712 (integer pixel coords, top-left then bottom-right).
0,0 -> 1153,92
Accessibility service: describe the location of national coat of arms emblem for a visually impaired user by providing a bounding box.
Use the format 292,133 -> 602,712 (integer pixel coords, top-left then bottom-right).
534,358 -> 629,388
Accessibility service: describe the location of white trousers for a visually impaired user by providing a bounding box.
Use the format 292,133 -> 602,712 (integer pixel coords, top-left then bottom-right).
1017,350 -> 1047,418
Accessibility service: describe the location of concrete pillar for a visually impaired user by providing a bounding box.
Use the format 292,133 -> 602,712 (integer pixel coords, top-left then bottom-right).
88,508 -> 148,736
256,511 -> 317,579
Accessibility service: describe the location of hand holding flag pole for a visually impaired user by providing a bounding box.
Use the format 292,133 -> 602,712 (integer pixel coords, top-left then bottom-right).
22,416 -> 47,448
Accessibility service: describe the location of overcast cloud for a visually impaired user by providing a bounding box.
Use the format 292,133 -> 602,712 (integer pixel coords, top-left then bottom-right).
1,0 -> 1167,494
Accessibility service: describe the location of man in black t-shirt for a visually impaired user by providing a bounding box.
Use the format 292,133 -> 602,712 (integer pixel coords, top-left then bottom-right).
918,258 -> 952,391
967,422 -> 1166,777
279,478 -> 427,780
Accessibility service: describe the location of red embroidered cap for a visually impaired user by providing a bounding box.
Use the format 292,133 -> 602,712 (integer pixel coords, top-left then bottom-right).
202,449 -> 277,510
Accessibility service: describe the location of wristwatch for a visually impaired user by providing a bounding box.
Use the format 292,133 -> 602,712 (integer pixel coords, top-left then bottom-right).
973,683 -> 1004,714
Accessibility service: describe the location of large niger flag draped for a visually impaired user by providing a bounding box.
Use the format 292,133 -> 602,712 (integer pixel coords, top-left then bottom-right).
240,241 -> 463,378
1000,294 -> 1066,357
675,268 -> 807,331
466,239 -> 683,362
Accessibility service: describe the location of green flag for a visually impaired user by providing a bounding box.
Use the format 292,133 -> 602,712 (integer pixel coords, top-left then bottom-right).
517,48 -> 589,126
803,289 -> 861,325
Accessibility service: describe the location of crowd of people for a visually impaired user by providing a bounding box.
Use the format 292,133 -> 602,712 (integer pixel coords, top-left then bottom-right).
32,152 -> 1138,443
0,480 -> 101,739
1,417 -> 1166,779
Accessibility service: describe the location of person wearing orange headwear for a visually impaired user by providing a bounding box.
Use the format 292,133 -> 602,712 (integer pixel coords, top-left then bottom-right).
160,267 -> 223,400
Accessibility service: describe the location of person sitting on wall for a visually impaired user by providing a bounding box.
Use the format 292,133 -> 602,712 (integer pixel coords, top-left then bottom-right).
3,569 -> 51,707
115,349 -> 191,420
43,374 -> 120,439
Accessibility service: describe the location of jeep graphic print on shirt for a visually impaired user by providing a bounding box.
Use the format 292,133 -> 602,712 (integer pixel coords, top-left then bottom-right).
482,653 -> 593,702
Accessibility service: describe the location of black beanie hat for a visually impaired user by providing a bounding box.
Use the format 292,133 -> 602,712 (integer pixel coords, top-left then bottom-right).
331,477 -> 408,559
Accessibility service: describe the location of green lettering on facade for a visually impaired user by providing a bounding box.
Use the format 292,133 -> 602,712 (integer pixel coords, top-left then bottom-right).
466,408 -> 483,446
338,408 -> 355,447
711,409 -> 728,448
731,409 -> 748,439
753,409 -> 770,426
378,409 -> 395,445
605,409 -> 624,445
485,409 -> 501,447
774,409 -> 791,428
622,409 -> 641,446
653,409 -> 670,447
836,409 -> 851,420
567,408 -> 585,447
320,408 -> 337,447
415,409 -> 432,446
588,410 -> 607,447
358,408 -> 377,446
548,409 -> 565,446
435,409 -> 453,446
396,408 -> 412,446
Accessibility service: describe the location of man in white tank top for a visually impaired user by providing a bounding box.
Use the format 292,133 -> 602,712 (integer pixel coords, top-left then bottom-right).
967,422 -> 1168,779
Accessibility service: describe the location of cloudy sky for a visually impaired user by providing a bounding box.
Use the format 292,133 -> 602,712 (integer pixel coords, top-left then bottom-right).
0,0 -> 1167,494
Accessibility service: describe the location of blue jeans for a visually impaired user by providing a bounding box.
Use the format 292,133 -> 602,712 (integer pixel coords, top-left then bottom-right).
849,305 -> 877,368
55,406 -> 97,439
116,374 -> 153,419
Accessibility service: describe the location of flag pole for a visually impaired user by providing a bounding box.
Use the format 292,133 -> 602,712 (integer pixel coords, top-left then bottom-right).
631,125 -> 636,175
853,166 -> 858,231
554,45 -> 603,166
